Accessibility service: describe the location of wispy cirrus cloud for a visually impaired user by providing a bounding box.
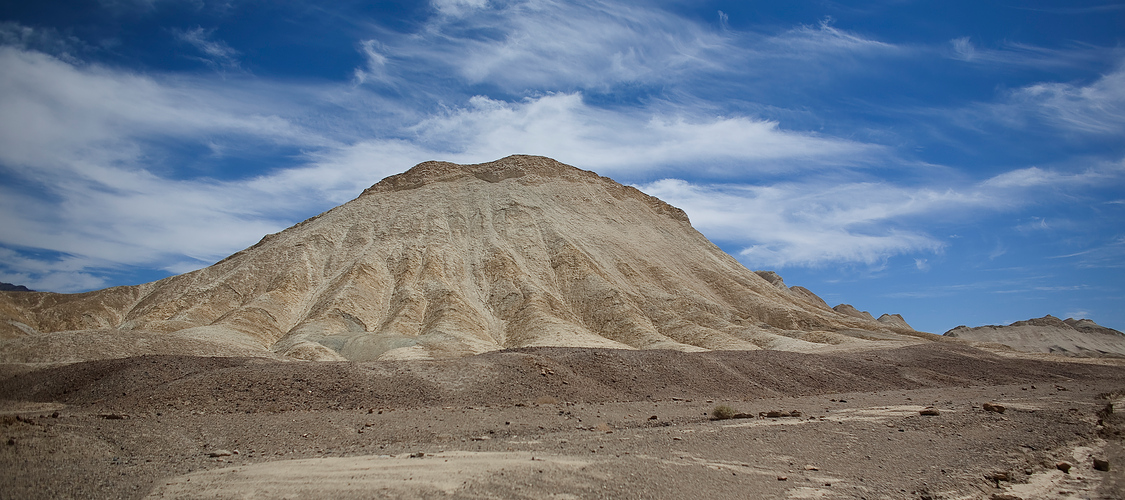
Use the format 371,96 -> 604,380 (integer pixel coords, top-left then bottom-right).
174,26 -> 241,70
946,37 -> 1113,69
360,0 -> 733,91
355,1 -> 907,95
1001,64 -> 1125,135
939,59 -> 1125,140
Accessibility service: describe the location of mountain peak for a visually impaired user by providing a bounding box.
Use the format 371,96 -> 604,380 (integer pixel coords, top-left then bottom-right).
361,155 -> 689,223
363,155 -> 594,194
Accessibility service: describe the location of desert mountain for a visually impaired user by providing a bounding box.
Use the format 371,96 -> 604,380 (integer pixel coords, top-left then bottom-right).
1,155 -> 925,362
944,315 -> 1125,357
0,282 -> 32,292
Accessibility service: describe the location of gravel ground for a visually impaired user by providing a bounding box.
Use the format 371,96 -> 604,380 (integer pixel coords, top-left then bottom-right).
2,343 -> 1123,499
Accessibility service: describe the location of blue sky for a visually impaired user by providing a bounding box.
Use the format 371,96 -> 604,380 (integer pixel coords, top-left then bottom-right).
1,0 -> 1123,334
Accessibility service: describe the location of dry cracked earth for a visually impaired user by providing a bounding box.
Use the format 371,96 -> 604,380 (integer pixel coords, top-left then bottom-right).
2,343 -> 1124,499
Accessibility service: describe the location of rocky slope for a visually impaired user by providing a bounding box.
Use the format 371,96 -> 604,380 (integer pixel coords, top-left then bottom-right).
1,155 -> 923,362
944,315 -> 1125,357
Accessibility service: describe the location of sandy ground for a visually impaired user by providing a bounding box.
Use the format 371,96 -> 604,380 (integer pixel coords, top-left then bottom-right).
2,343 -> 1124,499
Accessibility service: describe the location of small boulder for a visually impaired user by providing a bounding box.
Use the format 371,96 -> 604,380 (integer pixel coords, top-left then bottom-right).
983,403 -> 1006,414
920,408 -> 940,416
1093,458 -> 1110,471
207,450 -> 233,458
1056,461 -> 1072,473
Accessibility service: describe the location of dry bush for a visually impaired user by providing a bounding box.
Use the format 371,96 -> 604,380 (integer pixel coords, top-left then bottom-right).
712,405 -> 736,420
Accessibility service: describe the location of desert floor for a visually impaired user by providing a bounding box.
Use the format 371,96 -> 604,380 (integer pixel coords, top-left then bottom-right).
2,343 -> 1124,499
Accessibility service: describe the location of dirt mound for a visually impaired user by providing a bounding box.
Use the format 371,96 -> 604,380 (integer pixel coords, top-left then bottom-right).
945,315 -> 1125,357
1,155 -> 921,363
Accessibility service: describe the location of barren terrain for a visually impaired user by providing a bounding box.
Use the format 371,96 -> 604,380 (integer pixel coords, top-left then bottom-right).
3,343 -> 1123,499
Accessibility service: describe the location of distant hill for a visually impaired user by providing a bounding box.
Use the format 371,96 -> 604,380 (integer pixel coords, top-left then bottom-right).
944,315 -> 1125,357
0,282 -> 33,292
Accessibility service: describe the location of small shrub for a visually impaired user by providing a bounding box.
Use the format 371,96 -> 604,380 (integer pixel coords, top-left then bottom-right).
712,405 -> 736,420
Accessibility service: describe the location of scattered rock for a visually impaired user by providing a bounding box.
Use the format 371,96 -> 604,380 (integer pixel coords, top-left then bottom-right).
777,475 -> 788,481
98,414 -> 127,420
991,494 -> 1023,500
207,450 -> 233,458
409,452 -> 425,458
1093,458 -> 1109,471
759,410 -> 802,419
1056,461 -> 1072,473
982,403 -> 1006,414
920,408 -> 940,416
984,471 -> 1010,485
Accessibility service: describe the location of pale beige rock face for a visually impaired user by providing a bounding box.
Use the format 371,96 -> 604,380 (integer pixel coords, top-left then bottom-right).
944,315 -> 1125,357
0,156 -> 922,362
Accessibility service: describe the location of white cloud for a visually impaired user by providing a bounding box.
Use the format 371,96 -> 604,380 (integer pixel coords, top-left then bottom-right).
635,161 -> 1125,269
0,22 -> 91,63
407,0 -> 731,90
359,1 -> 906,94
771,18 -> 898,57
0,42 -> 886,291
353,40 -> 390,85
432,0 -> 489,17
403,93 -> 877,174
637,178 -> 946,267
1008,65 -> 1125,135
959,62 -> 1125,136
174,26 -> 240,70
0,46 -> 340,290
0,47 -> 311,173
